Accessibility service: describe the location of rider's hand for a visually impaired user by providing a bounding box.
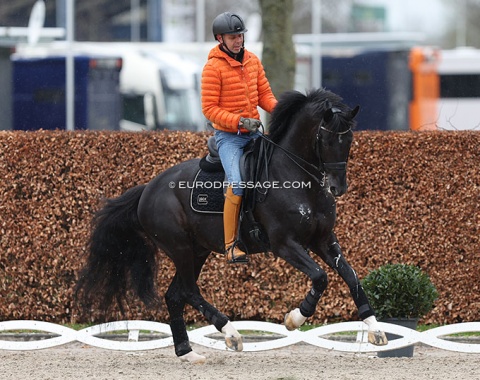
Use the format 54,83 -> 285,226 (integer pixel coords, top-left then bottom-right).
240,117 -> 262,132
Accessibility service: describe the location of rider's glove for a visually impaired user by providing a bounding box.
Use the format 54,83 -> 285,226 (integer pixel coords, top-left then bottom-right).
239,117 -> 262,132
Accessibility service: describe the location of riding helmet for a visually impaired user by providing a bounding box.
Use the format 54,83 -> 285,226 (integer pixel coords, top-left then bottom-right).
212,12 -> 248,39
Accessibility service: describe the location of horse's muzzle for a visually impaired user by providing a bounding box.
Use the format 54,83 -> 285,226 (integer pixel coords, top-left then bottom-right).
329,182 -> 348,197
326,172 -> 348,197
324,162 -> 348,197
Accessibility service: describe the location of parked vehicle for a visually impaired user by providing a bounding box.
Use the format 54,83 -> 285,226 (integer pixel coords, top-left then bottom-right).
14,42 -> 205,132
437,47 -> 480,130
12,54 -> 122,131
0,46 -> 12,130
299,45 -> 440,131
115,47 -> 203,132
14,38 -> 480,132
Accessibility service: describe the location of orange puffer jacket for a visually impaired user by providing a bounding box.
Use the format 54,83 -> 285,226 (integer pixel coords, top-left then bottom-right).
201,44 -> 277,133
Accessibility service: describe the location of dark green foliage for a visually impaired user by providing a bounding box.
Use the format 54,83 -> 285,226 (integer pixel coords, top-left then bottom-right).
362,264 -> 439,319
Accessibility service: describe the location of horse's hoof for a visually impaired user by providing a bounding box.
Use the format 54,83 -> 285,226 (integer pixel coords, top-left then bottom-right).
179,351 -> 207,364
225,335 -> 243,351
368,330 -> 388,346
284,308 -> 306,331
284,312 -> 297,331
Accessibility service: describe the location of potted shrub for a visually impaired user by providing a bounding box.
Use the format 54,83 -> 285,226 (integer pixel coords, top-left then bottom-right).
362,263 -> 439,357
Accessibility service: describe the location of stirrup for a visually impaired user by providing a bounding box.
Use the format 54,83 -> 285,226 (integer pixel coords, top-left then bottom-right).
226,243 -> 248,264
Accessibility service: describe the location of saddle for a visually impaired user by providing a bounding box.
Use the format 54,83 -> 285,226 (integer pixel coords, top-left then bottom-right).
191,136 -> 273,252
198,137 -> 223,173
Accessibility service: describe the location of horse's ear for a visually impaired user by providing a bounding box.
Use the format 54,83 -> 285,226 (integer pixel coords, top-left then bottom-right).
324,106 -> 343,123
349,106 -> 360,119
324,108 -> 334,123
322,100 -> 334,122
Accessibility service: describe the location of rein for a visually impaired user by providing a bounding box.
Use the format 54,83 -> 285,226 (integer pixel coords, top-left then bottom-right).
257,132 -> 327,186
257,120 -> 351,186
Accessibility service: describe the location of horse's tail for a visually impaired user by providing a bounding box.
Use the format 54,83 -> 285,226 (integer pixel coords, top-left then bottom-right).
75,184 -> 159,317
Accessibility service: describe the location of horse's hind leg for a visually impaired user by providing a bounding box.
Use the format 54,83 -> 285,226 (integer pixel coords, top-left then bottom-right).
184,252 -> 244,352
166,248 -> 243,363
312,233 -> 387,346
165,274 -> 206,363
187,251 -> 243,351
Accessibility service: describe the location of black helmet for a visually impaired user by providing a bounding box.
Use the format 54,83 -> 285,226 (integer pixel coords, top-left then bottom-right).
212,12 -> 248,39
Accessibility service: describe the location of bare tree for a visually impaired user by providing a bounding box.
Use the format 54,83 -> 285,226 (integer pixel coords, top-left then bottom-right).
259,0 -> 296,98
441,0 -> 480,48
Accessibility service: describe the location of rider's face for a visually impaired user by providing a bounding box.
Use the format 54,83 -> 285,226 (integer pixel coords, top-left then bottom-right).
219,34 -> 244,54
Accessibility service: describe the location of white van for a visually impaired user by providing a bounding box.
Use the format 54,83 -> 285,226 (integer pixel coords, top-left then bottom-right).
437,47 -> 480,130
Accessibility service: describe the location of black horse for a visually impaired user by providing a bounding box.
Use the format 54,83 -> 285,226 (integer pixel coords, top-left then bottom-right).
76,88 -> 387,363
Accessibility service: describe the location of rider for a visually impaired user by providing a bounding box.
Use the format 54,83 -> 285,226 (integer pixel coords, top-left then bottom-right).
201,12 -> 277,264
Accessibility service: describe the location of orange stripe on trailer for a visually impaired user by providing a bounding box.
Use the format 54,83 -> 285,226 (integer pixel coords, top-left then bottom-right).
409,47 -> 440,131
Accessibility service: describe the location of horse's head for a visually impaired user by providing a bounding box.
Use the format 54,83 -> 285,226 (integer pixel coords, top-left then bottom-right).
315,102 -> 359,197
268,89 -> 359,197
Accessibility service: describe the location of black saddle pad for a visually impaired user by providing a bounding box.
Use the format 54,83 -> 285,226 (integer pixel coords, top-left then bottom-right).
190,169 -> 225,213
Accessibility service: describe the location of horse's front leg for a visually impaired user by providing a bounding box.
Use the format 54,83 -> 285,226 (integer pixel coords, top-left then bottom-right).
311,233 -> 388,346
273,242 -> 329,331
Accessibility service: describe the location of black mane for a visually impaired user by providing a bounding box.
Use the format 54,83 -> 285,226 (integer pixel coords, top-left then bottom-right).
268,88 -> 351,142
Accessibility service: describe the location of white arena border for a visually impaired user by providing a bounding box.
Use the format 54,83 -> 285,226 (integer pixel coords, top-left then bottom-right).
0,320 -> 478,353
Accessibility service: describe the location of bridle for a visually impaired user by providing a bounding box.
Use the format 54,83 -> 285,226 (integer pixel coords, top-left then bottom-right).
258,111 -> 352,186
320,125 -> 352,135
315,108 -> 351,175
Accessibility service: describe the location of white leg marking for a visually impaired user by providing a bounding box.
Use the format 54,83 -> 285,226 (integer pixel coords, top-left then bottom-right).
221,321 -> 244,351
179,350 -> 206,364
363,315 -> 388,346
284,308 -> 307,331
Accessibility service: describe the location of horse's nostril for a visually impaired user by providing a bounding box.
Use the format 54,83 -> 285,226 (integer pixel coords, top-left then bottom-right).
330,186 -> 346,197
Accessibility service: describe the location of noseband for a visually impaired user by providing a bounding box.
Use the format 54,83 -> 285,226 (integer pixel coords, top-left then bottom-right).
315,109 -> 351,174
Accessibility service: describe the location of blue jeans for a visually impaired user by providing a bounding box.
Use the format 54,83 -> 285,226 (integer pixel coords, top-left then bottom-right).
214,130 -> 260,196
